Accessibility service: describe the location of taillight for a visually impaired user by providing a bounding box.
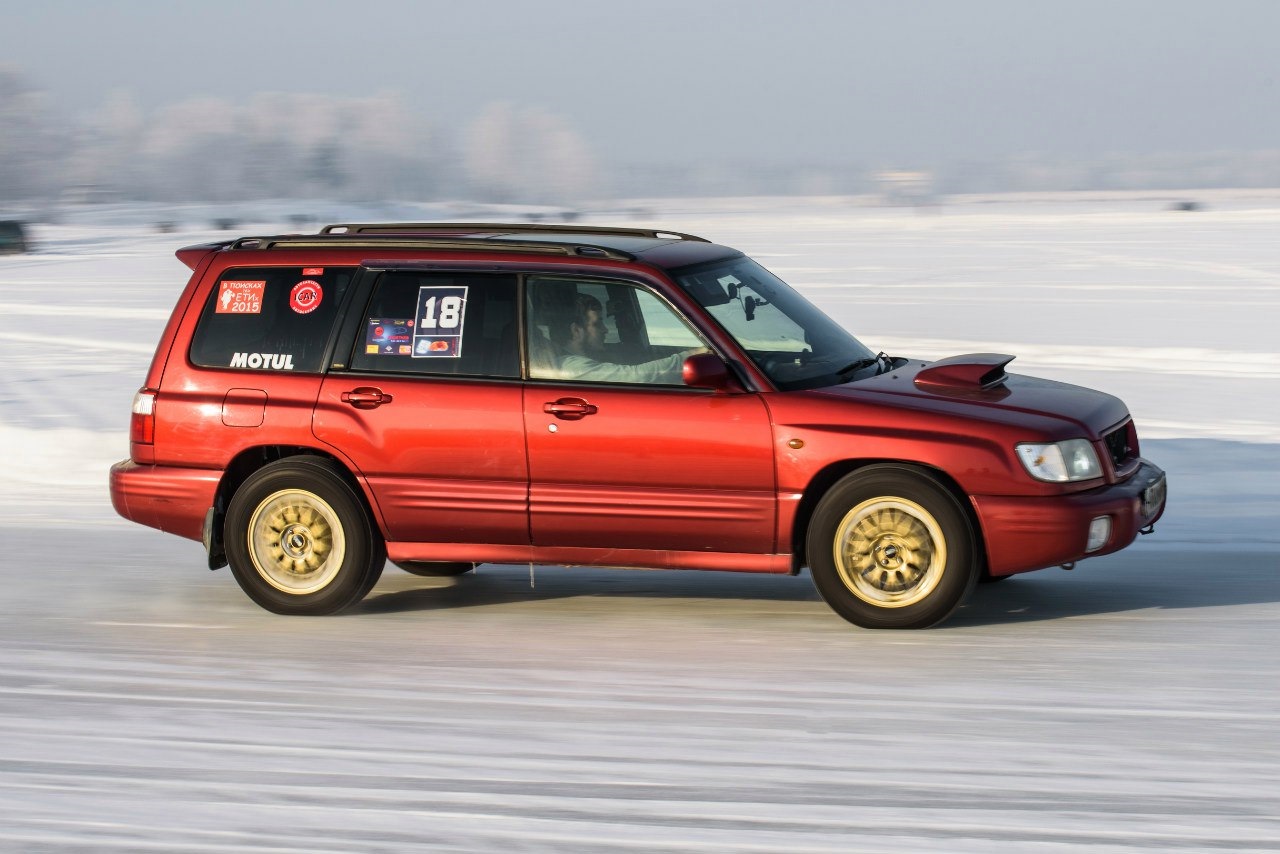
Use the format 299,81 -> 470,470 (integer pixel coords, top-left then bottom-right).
130,389 -> 157,444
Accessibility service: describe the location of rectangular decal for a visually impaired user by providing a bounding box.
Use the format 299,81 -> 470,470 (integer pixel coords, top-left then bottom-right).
302,267 -> 324,276
216,280 -> 266,314
413,285 -> 468,358
230,352 -> 295,370
364,318 -> 415,356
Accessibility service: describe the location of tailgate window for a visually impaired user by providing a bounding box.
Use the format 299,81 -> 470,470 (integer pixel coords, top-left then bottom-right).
189,266 -> 354,372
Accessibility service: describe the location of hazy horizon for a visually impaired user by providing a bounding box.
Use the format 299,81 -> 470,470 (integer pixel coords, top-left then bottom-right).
5,0 -> 1280,171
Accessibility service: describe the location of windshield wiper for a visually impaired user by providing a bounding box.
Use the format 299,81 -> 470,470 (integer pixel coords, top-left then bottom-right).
835,352 -> 890,381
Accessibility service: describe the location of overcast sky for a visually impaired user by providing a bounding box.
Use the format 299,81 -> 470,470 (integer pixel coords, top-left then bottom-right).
4,0 -> 1279,167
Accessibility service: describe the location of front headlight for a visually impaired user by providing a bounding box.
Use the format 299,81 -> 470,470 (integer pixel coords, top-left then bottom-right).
1016,439 -> 1102,482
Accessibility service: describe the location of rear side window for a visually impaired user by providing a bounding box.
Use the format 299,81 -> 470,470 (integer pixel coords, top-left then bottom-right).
349,271 -> 519,378
189,266 -> 353,372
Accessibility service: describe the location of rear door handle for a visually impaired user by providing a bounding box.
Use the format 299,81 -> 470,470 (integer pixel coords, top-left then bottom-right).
341,387 -> 394,409
543,398 -> 598,419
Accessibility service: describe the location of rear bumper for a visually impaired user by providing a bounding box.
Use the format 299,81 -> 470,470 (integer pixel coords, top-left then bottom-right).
974,460 -> 1167,577
109,459 -> 220,543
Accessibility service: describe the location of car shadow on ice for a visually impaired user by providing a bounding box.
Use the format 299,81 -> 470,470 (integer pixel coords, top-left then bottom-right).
949,548 -> 1280,627
356,564 -> 827,618
354,548 -> 1279,627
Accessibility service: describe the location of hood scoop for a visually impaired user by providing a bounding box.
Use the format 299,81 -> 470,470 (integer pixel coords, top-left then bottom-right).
914,353 -> 1015,392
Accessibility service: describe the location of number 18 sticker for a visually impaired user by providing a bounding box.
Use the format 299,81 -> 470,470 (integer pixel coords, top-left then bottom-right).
413,285 -> 467,358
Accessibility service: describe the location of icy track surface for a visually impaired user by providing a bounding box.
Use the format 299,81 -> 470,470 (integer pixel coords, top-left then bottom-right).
1,194 -> 1277,851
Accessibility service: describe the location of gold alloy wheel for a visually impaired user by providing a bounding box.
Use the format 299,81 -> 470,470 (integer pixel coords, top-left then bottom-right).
833,497 -> 947,608
246,489 -> 347,595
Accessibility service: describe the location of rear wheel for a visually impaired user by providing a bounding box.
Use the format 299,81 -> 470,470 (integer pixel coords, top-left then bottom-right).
225,458 -> 384,615
807,466 -> 978,629
393,560 -> 475,577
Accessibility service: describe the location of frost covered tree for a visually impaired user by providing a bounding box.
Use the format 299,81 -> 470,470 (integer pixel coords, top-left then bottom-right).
0,67 -> 64,202
333,92 -> 437,201
137,97 -> 245,201
463,103 -> 599,204
64,90 -> 145,198
122,91 -> 441,202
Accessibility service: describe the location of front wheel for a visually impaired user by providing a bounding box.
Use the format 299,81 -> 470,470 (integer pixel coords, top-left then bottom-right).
806,466 -> 978,629
225,457 -> 385,615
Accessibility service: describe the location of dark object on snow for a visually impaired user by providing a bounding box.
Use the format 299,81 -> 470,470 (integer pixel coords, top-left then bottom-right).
1170,201 -> 1203,212
0,220 -> 28,255
212,217 -> 240,231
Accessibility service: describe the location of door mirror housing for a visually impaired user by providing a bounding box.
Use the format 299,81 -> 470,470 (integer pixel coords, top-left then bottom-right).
682,352 -> 737,391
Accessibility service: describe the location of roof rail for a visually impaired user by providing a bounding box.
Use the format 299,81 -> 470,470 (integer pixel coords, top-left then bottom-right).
320,222 -> 711,242
226,234 -> 636,261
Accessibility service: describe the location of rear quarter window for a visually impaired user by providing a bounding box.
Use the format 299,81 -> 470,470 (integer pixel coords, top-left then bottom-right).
189,266 -> 353,372
349,271 -> 519,378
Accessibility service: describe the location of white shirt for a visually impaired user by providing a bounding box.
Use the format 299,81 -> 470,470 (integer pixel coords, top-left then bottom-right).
554,349 -> 698,384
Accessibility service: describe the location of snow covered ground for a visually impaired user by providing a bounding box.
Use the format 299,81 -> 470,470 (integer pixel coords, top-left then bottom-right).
1,193 -> 1277,851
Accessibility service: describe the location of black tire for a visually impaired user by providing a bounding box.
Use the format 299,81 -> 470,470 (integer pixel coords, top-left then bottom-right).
806,466 -> 978,629
224,457 -> 385,615
393,560 -> 476,577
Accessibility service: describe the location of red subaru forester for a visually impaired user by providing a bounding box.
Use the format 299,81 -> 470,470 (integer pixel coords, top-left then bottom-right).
110,223 -> 1167,628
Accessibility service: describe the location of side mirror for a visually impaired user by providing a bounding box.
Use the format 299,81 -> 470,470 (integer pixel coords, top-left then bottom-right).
682,352 -> 737,391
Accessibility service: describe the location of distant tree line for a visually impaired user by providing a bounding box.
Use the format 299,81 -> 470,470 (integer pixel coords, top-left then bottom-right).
0,68 -> 600,207
6,66 -> 1280,207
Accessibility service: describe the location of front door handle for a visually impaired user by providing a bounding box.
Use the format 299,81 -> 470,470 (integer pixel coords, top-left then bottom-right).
544,398 -> 598,419
341,387 -> 394,409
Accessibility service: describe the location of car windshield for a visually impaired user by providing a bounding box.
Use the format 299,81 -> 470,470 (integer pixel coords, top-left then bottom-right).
675,256 -> 879,390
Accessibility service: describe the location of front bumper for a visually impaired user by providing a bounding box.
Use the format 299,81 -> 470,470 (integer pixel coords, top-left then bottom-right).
109,459 -> 220,543
973,459 -> 1167,577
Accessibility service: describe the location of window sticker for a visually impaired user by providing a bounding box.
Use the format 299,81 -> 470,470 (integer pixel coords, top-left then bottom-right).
290,280 -> 323,314
365,318 -> 415,356
216,280 -> 266,314
302,267 -> 324,276
412,285 -> 467,358
230,352 -> 295,370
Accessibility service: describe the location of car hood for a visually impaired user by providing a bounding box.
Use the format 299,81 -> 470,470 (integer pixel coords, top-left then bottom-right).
812,353 -> 1129,438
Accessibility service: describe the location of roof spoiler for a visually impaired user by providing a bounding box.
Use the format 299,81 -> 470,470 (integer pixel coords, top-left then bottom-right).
176,241 -> 232,270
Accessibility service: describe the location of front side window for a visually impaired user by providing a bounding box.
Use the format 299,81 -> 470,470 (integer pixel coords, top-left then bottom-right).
349,271 -> 518,378
190,266 -> 353,372
676,256 -> 878,390
526,276 -> 705,385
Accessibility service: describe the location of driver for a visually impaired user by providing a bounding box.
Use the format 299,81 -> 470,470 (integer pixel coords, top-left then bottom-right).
550,293 -> 702,383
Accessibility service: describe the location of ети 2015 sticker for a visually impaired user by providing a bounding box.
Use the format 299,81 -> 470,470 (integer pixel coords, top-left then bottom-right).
216,280 -> 266,314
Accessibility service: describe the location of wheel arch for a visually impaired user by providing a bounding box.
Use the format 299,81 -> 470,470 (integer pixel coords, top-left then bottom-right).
790,458 -> 988,575
206,445 -> 381,569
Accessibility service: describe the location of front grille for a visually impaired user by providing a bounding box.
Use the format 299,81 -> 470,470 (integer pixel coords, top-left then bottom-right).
1103,421 -> 1139,471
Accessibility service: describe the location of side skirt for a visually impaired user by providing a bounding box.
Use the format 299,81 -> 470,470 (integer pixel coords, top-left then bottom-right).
385,542 -> 792,574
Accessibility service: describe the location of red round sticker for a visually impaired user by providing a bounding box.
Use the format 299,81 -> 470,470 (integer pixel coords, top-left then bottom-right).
290,280 -> 323,314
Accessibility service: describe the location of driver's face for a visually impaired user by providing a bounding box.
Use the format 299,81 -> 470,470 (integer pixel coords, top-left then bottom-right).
580,308 -> 607,355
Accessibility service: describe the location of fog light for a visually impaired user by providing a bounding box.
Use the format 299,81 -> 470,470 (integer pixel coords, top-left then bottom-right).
1086,516 -> 1111,552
